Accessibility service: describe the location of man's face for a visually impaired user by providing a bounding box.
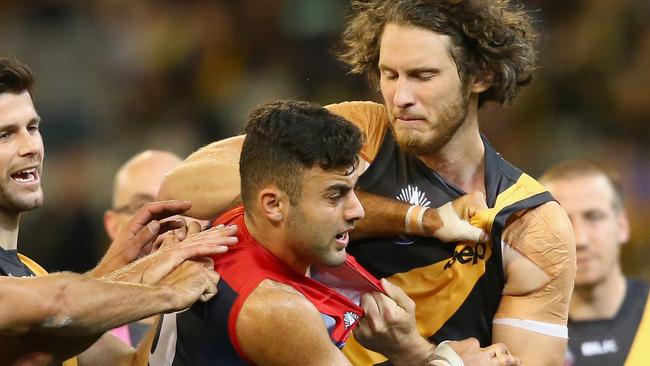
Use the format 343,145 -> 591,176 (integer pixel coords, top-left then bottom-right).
285,166 -> 365,268
546,174 -> 629,288
0,91 -> 44,214
378,23 -> 470,156
106,154 -> 181,239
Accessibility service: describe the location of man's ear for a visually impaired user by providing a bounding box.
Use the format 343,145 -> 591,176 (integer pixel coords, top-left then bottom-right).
617,208 -> 631,245
258,187 -> 287,223
470,72 -> 494,94
103,210 -> 119,240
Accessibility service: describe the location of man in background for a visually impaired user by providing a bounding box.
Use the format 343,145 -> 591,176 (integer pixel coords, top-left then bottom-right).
0,57 -> 235,365
540,160 -> 650,366
104,150 -> 186,346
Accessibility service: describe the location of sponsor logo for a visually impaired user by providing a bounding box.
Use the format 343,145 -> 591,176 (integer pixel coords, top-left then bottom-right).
394,185 -> 430,245
343,311 -> 360,329
580,339 -> 618,357
444,242 -> 487,269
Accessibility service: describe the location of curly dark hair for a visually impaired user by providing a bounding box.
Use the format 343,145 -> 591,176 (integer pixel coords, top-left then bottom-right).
0,58 -> 34,94
240,100 -> 362,209
339,0 -> 539,106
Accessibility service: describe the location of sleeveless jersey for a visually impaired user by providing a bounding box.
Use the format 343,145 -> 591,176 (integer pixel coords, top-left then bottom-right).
150,206 -> 381,365
0,248 -> 78,366
342,129 -> 553,365
566,278 -> 650,366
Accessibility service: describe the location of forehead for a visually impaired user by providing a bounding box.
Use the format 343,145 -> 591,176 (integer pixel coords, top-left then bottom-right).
379,23 -> 455,69
114,159 -> 180,205
547,174 -> 616,212
301,165 -> 358,189
0,91 -> 39,126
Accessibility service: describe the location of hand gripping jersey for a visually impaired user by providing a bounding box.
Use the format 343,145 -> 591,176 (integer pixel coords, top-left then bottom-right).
566,278 -> 650,366
149,205 -> 382,365
327,102 -> 555,365
0,248 -> 78,366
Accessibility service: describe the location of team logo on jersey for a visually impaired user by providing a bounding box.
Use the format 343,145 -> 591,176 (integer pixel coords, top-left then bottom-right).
343,311 -> 360,329
394,185 -> 431,245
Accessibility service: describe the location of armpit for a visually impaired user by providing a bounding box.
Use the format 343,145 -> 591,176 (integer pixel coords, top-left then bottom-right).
497,201 -> 576,324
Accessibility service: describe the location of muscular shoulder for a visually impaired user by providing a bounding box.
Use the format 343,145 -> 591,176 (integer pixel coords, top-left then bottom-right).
502,201 -> 575,294
236,279 -> 348,365
185,135 -> 245,164
325,101 -> 389,164
325,101 -> 387,128
504,201 -> 574,261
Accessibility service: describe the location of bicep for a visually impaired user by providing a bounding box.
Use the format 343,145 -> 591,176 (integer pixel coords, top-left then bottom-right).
493,201 -> 576,365
236,286 -> 352,366
158,135 -> 245,220
493,321 -> 566,366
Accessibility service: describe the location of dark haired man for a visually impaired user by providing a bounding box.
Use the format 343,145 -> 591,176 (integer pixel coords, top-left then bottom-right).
540,160 -> 650,366
159,1 -> 575,365
0,58 -> 236,366
152,100 -> 516,365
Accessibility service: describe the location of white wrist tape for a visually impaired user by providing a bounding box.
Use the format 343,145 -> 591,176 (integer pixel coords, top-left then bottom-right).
429,341 -> 464,366
434,202 -> 484,243
405,205 -> 427,234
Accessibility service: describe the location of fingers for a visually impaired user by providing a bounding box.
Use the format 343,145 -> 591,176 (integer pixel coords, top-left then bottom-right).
199,268 -> 220,302
380,278 -> 414,313
434,202 -> 488,243
483,343 -> 518,366
126,200 -> 192,236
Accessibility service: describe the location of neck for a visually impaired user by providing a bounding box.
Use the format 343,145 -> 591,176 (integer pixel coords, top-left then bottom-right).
244,213 -> 309,275
570,268 -> 626,320
0,211 -> 20,251
417,95 -> 485,194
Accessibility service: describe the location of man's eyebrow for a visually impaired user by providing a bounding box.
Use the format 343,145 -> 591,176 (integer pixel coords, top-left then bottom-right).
324,183 -> 353,193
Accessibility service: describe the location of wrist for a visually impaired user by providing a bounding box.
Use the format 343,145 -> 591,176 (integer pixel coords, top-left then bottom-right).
388,334 -> 436,366
420,206 -> 443,237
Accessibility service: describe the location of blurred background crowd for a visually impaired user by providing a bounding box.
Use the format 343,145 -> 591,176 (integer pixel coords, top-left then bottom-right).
1,0 -> 648,278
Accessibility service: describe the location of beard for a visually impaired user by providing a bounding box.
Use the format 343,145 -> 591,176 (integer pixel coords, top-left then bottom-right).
390,90 -> 470,156
0,187 -> 43,214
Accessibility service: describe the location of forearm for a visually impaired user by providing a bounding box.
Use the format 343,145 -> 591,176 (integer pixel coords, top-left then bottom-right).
158,136 -> 244,220
77,333 -> 136,366
352,190 -> 443,240
0,272 -> 176,337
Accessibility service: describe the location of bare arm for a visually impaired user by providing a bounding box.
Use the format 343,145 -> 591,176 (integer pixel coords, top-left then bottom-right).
0,224 -> 235,365
158,136 -> 244,220
237,280 -> 352,366
353,190 -> 489,243
493,202 -> 576,366
355,279 -> 518,366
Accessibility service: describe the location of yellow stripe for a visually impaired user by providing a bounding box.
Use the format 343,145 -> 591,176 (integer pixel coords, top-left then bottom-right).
17,253 -> 49,276
18,254 -> 78,366
470,173 -> 548,232
624,295 -> 650,365
343,242 -> 492,364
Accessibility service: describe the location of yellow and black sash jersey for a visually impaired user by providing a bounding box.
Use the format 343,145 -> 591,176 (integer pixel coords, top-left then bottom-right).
343,131 -> 554,365
0,247 -> 78,366
566,278 -> 650,366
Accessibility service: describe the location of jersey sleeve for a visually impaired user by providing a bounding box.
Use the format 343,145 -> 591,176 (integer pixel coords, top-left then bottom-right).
326,101 -> 389,164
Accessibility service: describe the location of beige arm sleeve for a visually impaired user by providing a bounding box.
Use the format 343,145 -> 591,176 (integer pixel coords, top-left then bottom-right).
496,201 -> 576,324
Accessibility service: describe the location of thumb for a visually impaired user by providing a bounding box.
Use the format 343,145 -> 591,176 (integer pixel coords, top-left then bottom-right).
380,279 -> 411,310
